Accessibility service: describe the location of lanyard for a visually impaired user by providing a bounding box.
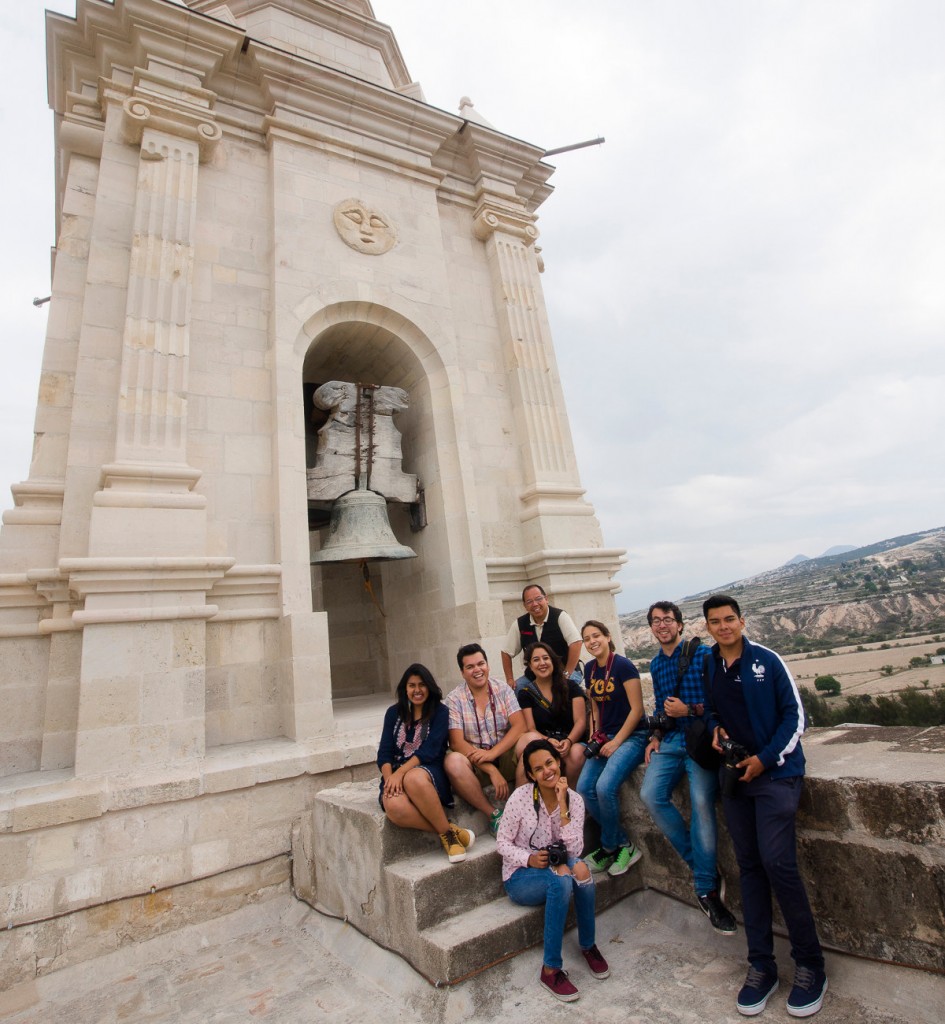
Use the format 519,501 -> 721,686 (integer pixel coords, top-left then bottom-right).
471,684 -> 499,748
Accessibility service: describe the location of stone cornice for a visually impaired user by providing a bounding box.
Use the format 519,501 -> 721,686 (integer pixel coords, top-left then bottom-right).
46,0 -> 245,117
186,0 -> 414,90
251,42 -> 457,163
460,122 -> 555,210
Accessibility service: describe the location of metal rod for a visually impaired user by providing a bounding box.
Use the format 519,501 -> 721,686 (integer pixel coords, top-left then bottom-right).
543,136 -> 605,157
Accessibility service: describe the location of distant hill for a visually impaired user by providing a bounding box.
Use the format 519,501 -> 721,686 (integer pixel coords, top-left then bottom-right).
621,527 -> 945,658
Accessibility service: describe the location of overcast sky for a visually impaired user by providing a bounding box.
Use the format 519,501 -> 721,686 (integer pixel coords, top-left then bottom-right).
2,1 -> 943,613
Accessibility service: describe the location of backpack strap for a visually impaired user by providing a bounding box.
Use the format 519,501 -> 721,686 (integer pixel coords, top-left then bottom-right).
676,637 -> 705,716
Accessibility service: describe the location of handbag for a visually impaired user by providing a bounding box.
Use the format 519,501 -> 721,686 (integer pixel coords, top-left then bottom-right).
685,717 -> 722,771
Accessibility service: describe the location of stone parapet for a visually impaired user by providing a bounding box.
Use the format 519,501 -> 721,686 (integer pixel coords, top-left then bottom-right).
625,725 -> 945,972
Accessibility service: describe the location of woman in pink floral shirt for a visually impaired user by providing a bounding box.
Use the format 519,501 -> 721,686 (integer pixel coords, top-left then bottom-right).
496,738 -> 611,1002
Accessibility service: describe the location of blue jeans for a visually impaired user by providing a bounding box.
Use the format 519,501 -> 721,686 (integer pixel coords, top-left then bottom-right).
722,774 -> 823,970
639,730 -> 719,895
577,731 -> 647,850
504,858 -> 596,970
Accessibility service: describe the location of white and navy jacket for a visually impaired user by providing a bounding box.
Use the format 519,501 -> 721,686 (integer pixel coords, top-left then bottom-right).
703,637 -> 806,779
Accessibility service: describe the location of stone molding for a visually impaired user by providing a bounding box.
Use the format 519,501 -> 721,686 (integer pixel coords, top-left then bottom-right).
1,482 -> 65,527
94,463 -> 206,510
485,546 -> 627,596
207,563 -> 282,622
60,556 -> 234,626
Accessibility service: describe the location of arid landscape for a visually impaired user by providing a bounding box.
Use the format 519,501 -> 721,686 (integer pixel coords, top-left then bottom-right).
621,527 -> 945,714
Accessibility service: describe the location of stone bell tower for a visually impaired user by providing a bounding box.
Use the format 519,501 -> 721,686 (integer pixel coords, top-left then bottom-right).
0,0 -> 625,782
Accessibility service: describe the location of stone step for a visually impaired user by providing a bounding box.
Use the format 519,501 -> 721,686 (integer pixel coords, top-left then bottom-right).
309,780 -> 644,983
384,836 -> 504,932
415,867 -> 643,983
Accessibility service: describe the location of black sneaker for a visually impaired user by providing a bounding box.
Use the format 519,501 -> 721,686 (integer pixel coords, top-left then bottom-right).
786,965 -> 828,1017
737,963 -> 779,1016
698,890 -> 737,934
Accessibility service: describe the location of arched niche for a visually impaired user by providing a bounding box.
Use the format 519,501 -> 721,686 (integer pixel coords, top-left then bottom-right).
301,313 -> 451,700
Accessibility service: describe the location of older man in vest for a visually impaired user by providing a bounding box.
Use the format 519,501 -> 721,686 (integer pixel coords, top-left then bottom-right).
501,584 -> 583,690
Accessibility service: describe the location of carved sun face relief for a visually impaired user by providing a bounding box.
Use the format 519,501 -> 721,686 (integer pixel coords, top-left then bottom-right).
333,199 -> 396,254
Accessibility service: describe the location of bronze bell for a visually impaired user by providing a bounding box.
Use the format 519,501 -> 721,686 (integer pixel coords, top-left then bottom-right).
311,486 -> 417,564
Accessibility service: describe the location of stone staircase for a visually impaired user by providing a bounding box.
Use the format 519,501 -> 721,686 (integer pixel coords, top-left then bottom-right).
307,780 -> 643,984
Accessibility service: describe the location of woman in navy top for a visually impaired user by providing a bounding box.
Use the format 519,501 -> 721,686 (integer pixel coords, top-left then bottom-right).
377,663 -> 475,863
576,620 -> 647,877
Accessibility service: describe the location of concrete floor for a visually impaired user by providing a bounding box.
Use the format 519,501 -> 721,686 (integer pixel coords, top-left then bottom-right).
0,888 -> 939,1024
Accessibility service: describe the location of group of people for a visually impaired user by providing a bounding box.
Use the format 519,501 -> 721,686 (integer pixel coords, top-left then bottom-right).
376,585 -> 827,1017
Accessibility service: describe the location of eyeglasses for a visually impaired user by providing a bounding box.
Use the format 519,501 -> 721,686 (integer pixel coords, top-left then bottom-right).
524,597 -> 547,606
650,616 -> 679,626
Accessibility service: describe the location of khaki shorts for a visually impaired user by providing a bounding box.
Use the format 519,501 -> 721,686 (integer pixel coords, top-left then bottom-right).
472,747 -> 518,788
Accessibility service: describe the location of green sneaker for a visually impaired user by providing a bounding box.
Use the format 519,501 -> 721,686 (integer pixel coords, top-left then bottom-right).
608,843 -> 643,876
583,847 -> 616,873
489,807 -> 503,837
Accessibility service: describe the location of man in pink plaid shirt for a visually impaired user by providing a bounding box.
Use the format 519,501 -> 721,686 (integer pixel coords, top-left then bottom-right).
444,643 -> 540,835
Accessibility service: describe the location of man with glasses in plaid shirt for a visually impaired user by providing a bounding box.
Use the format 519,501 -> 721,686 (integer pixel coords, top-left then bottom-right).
640,601 -> 736,935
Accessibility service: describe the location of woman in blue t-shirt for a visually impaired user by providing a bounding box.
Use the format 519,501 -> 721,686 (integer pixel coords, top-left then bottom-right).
517,642 -> 587,787
576,620 -> 647,877
377,663 -> 474,863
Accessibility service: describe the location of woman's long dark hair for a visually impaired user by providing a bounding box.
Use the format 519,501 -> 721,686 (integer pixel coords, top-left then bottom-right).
395,663 -> 443,723
523,642 -> 569,718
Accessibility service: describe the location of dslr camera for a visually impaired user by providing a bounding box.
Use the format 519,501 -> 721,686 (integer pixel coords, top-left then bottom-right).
719,736 -> 750,798
642,712 -> 671,735
546,839 -> 569,867
583,730 -> 608,759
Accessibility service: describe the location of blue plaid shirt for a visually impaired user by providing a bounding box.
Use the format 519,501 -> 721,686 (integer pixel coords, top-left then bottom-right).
650,642 -> 711,730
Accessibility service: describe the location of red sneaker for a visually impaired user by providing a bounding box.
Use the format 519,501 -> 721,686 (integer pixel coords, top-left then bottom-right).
539,968 -> 579,1002
582,944 -> 610,979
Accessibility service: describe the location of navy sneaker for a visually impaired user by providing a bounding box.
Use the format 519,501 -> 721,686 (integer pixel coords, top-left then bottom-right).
737,964 -> 779,1016
786,965 -> 828,1017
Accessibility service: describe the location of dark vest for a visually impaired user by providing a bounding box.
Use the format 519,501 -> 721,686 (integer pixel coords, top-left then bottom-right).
517,606 -> 569,662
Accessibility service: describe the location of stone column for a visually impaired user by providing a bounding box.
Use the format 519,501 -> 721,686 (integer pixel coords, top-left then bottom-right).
68,63 -> 226,775
88,67 -> 222,556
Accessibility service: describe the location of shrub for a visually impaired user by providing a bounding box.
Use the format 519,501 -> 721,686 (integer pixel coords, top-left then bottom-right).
880,665 -> 895,676
814,675 -> 841,696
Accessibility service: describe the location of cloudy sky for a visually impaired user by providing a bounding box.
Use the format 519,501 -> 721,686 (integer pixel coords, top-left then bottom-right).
2,1 -> 943,612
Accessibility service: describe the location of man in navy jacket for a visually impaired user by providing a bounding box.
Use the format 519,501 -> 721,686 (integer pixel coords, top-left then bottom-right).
703,594 -> 827,1019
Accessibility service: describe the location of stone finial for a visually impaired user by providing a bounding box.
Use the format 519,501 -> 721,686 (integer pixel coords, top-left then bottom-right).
458,96 -> 495,128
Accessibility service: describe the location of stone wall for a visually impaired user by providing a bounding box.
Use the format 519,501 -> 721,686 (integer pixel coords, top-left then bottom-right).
3,726 -> 942,989
627,725 -> 945,971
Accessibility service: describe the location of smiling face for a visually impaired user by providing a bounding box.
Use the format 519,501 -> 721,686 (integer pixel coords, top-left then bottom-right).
705,605 -> 746,652
522,586 -> 549,624
405,674 -> 429,712
460,651 -> 490,691
582,624 -> 612,662
526,747 -> 562,789
528,645 -> 555,682
649,610 -> 682,648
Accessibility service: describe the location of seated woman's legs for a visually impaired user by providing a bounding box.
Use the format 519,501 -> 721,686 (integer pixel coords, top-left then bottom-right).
592,734 -> 647,850
566,860 -> 597,951
505,867 -> 574,970
401,767 -> 450,834
576,756 -> 605,828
